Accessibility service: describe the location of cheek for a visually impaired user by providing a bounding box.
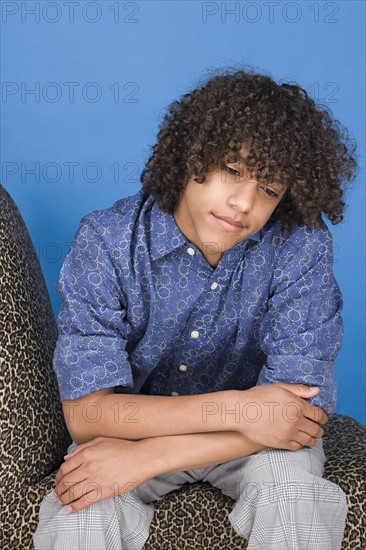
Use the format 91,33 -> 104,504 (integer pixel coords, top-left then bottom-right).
262,196 -> 281,211
188,186 -> 208,205
252,204 -> 276,226
188,200 -> 205,224
191,193 -> 212,214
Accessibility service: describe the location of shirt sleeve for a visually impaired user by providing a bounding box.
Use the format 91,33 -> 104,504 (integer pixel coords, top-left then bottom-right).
53,213 -> 134,401
256,222 -> 344,414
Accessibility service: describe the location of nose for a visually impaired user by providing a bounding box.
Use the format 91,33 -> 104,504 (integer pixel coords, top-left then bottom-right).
228,181 -> 255,213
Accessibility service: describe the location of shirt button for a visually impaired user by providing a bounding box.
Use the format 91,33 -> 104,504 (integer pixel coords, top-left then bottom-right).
171,391 -> 179,396
179,364 -> 188,372
190,330 -> 199,339
187,247 -> 195,256
210,282 -> 218,290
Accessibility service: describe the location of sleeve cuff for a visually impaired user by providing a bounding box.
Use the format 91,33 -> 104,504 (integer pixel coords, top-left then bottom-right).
256,354 -> 337,414
53,334 -> 134,400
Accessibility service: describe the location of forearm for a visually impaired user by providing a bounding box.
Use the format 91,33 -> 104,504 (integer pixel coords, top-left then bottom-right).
64,390 -> 240,444
145,430 -> 268,477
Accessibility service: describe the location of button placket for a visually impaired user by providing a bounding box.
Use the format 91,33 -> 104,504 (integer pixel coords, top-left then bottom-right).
168,247 -> 222,396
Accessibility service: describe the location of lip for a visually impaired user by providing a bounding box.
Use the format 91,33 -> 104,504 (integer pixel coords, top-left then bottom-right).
212,214 -> 246,233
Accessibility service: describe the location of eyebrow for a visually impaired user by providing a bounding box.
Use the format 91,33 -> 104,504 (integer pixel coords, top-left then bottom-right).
232,153 -> 288,190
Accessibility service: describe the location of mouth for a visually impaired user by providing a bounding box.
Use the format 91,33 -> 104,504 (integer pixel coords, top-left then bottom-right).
212,214 -> 246,233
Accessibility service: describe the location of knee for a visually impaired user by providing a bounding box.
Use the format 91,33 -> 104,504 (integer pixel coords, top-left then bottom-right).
37,489 -> 117,525
235,474 -> 348,513
240,444 -> 325,485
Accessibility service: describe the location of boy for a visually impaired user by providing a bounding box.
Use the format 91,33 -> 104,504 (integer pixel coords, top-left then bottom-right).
33,67 -> 357,549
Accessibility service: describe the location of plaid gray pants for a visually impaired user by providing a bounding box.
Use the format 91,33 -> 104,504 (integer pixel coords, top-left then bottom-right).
33,438 -> 347,550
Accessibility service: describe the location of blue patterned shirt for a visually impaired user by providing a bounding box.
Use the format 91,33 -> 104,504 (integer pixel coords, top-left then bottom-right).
54,187 -> 343,414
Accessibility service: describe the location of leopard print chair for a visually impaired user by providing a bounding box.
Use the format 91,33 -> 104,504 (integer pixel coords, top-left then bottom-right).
1,182 -> 365,550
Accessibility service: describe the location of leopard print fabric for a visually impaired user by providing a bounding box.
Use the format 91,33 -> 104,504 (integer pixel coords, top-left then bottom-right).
143,413 -> 366,550
0,183 -> 365,550
0,184 -> 71,549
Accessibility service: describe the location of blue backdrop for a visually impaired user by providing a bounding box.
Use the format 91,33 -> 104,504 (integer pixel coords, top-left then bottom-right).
1,0 -> 365,425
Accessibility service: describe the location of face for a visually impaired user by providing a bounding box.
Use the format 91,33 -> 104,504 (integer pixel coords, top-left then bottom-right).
173,142 -> 288,268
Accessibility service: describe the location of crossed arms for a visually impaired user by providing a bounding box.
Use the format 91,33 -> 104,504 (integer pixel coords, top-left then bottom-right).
54,219 -> 337,511
54,382 -> 328,512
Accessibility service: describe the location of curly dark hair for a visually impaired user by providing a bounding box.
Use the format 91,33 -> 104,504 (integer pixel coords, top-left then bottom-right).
140,65 -> 358,234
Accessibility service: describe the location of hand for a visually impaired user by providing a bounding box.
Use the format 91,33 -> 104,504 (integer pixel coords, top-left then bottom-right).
236,383 -> 328,451
54,436 -> 155,513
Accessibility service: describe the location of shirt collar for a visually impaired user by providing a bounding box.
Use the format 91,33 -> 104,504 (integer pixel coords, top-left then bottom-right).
149,200 -> 188,261
149,198 -> 262,261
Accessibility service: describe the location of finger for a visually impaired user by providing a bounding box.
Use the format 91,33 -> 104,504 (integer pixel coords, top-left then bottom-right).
288,431 -> 317,451
299,419 -> 325,439
303,405 -> 328,425
297,431 -> 318,447
280,383 -> 320,398
57,478 -> 92,505
64,449 -> 77,459
67,488 -> 101,513
55,453 -> 85,486
55,471 -> 89,499
64,439 -> 96,459
287,440 -> 303,451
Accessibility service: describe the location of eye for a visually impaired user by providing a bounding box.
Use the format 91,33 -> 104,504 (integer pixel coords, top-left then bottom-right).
261,186 -> 279,198
223,165 -> 242,178
224,165 -> 281,198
